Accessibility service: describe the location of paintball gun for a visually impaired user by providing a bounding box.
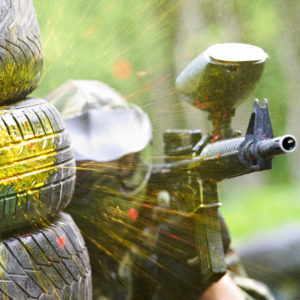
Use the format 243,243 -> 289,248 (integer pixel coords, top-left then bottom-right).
152,43 -> 297,292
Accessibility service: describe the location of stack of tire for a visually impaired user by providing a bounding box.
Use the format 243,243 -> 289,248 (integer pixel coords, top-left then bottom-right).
0,1 -> 92,299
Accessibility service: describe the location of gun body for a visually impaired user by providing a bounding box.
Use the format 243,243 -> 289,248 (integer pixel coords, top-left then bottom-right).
159,134 -> 295,181
148,44 -> 296,296
151,99 -> 296,290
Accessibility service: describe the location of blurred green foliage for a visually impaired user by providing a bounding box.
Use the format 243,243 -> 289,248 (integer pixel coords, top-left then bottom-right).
33,0 -> 178,108
32,0 -> 299,238
221,184 -> 300,241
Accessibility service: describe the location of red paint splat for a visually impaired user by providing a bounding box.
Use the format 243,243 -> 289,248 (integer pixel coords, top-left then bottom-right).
151,225 -> 198,248
26,233 -> 30,237
47,261 -> 51,265
222,113 -> 227,120
29,142 -> 34,150
56,236 -> 66,249
169,234 -> 180,240
128,208 -> 139,222
113,60 -> 132,79
210,135 -> 220,143
217,154 -> 221,159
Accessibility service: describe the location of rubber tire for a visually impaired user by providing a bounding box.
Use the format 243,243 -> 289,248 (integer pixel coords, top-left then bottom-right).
0,98 -> 76,232
0,212 -> 92,300
0,0 -> 43,103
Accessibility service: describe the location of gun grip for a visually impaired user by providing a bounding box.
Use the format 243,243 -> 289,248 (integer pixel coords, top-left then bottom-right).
193,180 -> 227,283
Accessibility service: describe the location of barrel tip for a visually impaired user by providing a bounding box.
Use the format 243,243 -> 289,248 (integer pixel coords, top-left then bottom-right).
280,135 -> 297,153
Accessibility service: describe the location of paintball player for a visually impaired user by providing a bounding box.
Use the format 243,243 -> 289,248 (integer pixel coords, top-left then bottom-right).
47,80 -> 152,299
47,79 -> 274,300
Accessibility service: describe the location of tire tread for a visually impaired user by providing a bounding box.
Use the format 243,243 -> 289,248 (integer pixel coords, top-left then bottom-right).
0,213 -> 92,299
0,99 -> 75,232
0,0 -> 43,102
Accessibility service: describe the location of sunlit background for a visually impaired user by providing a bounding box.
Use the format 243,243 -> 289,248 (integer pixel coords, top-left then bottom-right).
32,0 -> 300,298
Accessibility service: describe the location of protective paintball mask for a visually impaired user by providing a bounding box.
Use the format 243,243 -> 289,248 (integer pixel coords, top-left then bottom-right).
47,80 -> 152,228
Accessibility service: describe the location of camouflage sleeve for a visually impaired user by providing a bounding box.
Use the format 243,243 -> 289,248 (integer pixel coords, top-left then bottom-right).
226,249 -> 275,300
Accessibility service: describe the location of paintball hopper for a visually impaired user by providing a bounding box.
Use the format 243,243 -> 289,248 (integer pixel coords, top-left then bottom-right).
176,43 -> 268,137
176,43 -> 268,111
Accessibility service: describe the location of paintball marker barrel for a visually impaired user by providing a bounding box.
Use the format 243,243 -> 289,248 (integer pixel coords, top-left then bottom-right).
256,135 -> 296,157
154,134 -> 297,182
200,134 -> 296,181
